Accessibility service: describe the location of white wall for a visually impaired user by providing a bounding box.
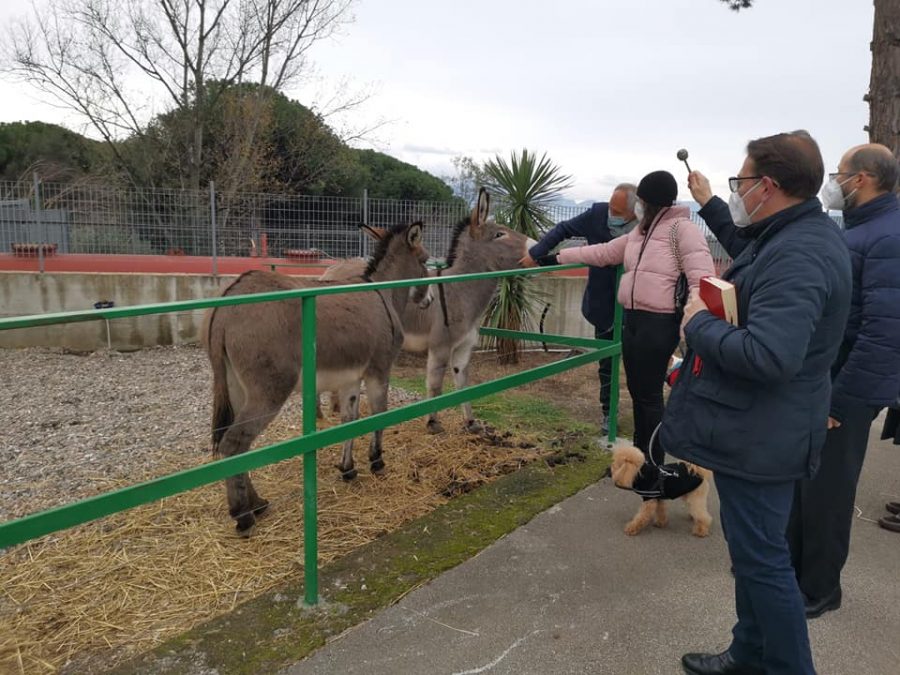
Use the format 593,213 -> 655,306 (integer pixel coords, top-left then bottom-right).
0,272 -> 593,351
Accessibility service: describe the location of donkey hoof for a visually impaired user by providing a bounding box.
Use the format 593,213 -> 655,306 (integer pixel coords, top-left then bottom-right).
234,514 -> 256,537
426,420 -> 444,435
464,419 -> 484,433
370,458 -> 386,474
340,467 -> 358,481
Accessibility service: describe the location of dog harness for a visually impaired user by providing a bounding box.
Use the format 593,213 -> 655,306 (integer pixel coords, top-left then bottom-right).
616,461 -> 703,500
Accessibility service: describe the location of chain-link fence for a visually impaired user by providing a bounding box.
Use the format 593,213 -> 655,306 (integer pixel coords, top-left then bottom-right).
4,177 -> 847,273
0,179 -> 597,264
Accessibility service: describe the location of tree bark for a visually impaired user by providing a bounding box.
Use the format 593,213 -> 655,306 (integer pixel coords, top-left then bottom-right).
867,0 -> 900,158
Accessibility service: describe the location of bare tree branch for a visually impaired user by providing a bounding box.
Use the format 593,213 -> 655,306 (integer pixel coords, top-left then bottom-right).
2,0 -> 357,187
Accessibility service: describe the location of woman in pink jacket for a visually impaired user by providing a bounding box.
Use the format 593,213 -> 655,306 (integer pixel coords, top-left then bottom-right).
536,170 -> 715,462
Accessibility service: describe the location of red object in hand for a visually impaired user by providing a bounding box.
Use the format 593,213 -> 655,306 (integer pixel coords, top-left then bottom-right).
699,276 -> 738,325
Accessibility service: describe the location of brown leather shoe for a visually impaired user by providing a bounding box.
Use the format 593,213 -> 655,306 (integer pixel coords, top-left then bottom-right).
886,502 -> 900,515
879,514 -> 900,532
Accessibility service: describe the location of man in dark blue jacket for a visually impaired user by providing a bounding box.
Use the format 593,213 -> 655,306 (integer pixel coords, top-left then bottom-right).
786,143 -> 900,616
521,183 -> 637,434
667,131 -> 851,675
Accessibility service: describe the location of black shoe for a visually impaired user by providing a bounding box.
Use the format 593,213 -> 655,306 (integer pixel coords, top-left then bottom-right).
804,586 -> 842,619
879,513 -> 900,533
886,501 -> 900,515
681,651 -> 763,675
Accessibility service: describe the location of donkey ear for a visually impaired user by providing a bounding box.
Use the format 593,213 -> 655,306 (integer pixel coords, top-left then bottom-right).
406,222 -> 424,247
359,224 -> 385,241
470,188 -> 490,237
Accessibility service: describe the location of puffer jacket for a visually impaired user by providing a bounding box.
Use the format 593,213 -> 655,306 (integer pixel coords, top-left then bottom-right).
829,192 -> 900,421
556,205 -> 715,313
661,197 -> 852,482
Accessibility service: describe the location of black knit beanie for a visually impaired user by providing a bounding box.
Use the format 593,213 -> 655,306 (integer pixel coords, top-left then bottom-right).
637,170 -> 678,207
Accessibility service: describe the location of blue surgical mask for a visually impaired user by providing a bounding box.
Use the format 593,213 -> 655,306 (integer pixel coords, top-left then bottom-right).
609,217 -> 636,238
608,215 -> 627,228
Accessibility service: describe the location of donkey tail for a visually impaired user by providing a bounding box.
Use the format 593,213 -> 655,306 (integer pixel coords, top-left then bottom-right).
203,306 -> 234,456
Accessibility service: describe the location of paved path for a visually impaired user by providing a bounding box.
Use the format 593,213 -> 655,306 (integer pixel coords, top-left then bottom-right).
282,419 -> 899,675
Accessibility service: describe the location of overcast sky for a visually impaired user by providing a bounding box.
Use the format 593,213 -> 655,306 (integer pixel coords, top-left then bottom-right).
0,0 -> 875,202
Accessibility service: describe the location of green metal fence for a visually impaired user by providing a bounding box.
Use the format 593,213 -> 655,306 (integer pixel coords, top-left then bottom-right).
0,264 -> 622,606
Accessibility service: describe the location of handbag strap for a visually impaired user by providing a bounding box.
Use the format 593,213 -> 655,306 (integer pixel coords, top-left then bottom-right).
669,220 -> 685,274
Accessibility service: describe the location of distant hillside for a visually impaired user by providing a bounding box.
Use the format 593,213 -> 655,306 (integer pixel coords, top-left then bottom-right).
0,121 -> 105,182
0,99 -> 454,203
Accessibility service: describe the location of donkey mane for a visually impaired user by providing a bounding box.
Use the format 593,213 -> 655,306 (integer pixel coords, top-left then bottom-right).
444,216 -> 472,268
363,221 -> 421,280
222,270 -> 261,295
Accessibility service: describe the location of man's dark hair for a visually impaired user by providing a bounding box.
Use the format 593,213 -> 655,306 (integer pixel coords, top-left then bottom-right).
746,130 -> 824,199
846,147 -> 900,192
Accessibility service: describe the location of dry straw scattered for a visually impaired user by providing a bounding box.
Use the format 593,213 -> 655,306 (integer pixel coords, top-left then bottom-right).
0,404 -> 547,674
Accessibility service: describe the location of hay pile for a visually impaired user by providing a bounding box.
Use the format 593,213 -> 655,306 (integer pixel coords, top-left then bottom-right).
0,404 -> 548,674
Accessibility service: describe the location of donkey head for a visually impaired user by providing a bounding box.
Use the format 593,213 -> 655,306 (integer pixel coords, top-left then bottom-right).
363,221 -> 430,282
447,188 -> 538,272
360,222 -> 431,306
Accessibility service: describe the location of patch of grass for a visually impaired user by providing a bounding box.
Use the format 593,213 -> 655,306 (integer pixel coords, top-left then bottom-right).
390,375 -> 594,436
391,375 -> 426,395
473,392 -> 593,435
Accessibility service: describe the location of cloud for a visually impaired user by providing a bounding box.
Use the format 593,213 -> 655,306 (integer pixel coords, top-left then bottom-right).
401,143 -> 459,156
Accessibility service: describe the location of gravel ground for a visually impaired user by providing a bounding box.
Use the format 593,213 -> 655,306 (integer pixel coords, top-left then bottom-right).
0,345 -> 420,523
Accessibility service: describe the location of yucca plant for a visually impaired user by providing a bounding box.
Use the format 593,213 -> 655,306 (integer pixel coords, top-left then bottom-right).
482,149 -> 572,364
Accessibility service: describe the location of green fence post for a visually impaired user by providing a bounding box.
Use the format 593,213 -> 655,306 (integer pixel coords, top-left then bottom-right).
301,296 -> 319,605
607,266 -> 624,442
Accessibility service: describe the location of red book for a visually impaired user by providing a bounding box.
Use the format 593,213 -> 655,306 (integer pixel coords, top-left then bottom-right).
699,276 -> 738,325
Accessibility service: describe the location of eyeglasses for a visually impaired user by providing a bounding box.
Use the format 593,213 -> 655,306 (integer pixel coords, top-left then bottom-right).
728,176 -> 763,193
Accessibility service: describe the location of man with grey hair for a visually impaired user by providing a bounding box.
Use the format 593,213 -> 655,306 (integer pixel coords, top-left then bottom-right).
521,183 -> 638,435
788,142 -> 900,618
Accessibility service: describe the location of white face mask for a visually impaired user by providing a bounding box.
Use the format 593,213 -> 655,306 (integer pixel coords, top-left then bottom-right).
821,175 -> 858,211
634,201 -> 645,222
728,179 -> 764,228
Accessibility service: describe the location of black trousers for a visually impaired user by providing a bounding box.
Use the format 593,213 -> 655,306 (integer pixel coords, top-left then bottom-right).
621,309 -> 679,463
787,402 -> 880,601
594,326 -> 613,417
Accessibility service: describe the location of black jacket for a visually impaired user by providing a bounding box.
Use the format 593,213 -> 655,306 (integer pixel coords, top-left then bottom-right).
528,203 -> 618,332
660,197 -> 852,482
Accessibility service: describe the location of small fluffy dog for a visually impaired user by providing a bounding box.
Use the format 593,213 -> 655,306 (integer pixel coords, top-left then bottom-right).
609,445 -> 712,538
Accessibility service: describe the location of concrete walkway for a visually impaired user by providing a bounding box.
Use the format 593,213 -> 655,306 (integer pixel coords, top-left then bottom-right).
282,417 -> 899,675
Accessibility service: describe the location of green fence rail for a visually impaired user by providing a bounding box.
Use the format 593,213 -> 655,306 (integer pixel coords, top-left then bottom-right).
0,264 -> 622,606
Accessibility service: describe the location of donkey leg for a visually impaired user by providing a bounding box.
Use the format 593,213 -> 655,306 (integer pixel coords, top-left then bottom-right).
331,390 -> 341,415
365,374 -> 390,474
337,384 -> 361,480
425,347 -> 450,434
450,336 -> 480,432
217,404 -> 281,536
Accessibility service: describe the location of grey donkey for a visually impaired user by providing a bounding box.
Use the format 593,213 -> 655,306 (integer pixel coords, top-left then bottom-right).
203,222 -> 429,536
322,189 -> 537,434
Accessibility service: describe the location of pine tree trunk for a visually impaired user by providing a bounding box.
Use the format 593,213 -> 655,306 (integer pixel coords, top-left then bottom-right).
867,0 -> 900,158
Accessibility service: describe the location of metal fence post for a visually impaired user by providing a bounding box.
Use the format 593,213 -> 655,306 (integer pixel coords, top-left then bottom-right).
33,172 -> 44,273
607,266 -> 624,443
210,181 -> 218,276
301,296 -> 319,605
360,188 -> 368,257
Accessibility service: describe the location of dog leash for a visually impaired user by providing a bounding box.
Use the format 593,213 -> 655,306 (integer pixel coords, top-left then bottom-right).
647,422 -> 663,468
